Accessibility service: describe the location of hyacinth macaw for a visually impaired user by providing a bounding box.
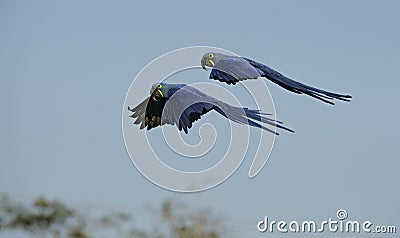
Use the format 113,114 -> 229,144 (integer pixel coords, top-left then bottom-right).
201,52 -> 352,105
128,83 -> 293,135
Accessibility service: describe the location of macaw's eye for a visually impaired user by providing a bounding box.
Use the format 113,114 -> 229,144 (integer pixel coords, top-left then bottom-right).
157,84 -> 162,88
209,54 -> 214,59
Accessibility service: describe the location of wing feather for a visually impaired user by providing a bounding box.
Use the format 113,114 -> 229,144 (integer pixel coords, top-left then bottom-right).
210,57 -> 261,84
162,86 -> 216,133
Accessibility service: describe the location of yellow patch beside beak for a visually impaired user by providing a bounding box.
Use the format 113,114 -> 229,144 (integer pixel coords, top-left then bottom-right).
209,59 -> 215,67
157,89 -> 164,97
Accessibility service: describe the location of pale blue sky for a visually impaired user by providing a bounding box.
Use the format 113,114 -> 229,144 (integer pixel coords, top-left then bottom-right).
1,1 -> 399,237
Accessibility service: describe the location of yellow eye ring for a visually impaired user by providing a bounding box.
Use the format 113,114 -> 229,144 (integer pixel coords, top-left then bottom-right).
157,84 -> 162,88
209,54 -> 214,59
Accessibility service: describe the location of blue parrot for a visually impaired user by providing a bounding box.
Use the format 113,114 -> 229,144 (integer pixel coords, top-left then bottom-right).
201,53 -> 352,105
128,83 -> 294,135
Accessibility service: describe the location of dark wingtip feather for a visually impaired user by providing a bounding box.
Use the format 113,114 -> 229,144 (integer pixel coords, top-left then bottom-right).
284,127 -> 295,133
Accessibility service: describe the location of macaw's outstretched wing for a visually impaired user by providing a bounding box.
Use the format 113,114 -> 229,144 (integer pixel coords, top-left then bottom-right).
128,85 -> 293,134
208,55 -> 352,105
243,57 -> 352,105
209,57 -> 261,85
161,86 -> 294,135
128,96 -> 171,130
160,86 -> 217,133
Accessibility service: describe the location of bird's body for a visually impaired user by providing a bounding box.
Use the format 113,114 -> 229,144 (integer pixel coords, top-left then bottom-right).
128,83 -> 293,135
201,53 -> 352,105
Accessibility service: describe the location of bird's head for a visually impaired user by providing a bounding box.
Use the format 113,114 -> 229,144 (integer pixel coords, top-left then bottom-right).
150,83 -> 168,101
150,83 -> 187,101
201,52 -> 225,70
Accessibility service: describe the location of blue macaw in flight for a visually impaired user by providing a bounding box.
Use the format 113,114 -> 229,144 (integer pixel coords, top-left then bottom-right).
128,83 -> 293,135
201,53 -> 352,105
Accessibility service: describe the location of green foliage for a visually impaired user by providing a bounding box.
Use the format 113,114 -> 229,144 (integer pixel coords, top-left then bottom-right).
0,194 -> 224,238
0,194 -> 86,238
160,199 -> 222,238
